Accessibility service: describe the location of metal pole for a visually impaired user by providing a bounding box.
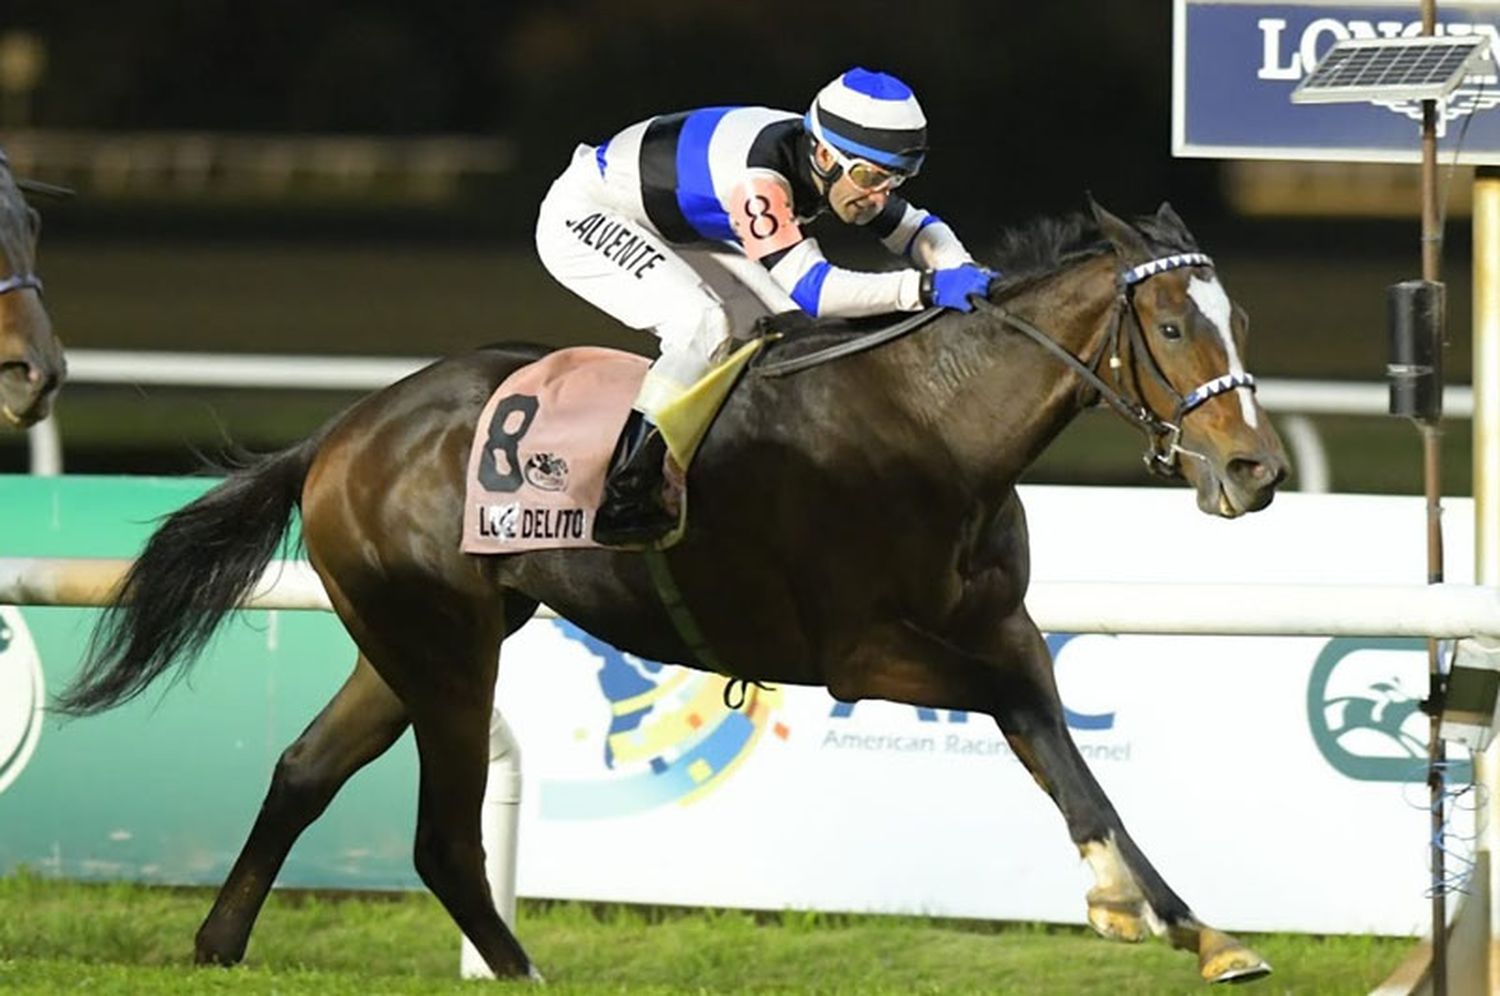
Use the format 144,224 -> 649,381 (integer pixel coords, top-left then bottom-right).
1419,4 -> 1448,993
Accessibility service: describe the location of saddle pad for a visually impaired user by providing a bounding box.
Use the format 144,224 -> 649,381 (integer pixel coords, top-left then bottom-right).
462,347 -> 649,554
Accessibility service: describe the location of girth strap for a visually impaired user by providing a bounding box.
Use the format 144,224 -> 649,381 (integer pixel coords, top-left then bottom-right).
642,548 -> 724,672
642,547 -> 769,709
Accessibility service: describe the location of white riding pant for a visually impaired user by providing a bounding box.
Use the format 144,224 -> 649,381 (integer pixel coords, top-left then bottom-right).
535,144 -> 796,420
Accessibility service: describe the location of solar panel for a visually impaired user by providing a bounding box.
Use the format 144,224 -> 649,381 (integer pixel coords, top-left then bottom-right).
1291,35 -> 1491,105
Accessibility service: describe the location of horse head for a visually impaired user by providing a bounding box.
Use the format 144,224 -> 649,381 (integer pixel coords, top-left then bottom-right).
0,148 -> 64,428
1087,198 -> 1288,517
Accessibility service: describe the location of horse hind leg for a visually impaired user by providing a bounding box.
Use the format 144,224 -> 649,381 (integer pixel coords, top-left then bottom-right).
195,654 -> 408,965
340,583 -> 536,979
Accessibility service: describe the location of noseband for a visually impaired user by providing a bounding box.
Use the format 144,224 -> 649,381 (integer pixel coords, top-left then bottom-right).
0,152 -> 44,298
976,251 -> 1256,479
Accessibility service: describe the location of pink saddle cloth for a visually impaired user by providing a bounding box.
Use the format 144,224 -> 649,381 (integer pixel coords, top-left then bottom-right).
462,346 -> 649,554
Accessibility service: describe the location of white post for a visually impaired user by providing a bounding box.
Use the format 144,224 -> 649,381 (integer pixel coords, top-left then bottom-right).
1473,167 -> 1500,995
26,415 -> 60,476
459,705 -> 523,980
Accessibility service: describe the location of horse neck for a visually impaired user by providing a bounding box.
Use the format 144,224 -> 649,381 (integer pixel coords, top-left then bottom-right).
882,253 -> 1120,502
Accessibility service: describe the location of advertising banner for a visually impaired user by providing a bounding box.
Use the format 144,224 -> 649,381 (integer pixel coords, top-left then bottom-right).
1175,0 -> 1500,163
0,475 -> 1479,935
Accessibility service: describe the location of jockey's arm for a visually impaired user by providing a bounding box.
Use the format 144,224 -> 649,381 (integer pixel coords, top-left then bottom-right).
729,172 -> 927,318
868,196 -> 975,271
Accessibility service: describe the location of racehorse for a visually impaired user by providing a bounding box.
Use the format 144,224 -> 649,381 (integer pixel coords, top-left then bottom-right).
0,148 -> 64,428
56,199 -> 1289,984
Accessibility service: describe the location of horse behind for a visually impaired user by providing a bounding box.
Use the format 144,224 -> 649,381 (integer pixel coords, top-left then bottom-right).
56,199 -> 1289,984
0,148 -> 64,428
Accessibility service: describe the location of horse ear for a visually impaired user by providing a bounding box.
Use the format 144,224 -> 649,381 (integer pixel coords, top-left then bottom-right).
1154,201 -> 1196,247
1087,193 -> 1150,260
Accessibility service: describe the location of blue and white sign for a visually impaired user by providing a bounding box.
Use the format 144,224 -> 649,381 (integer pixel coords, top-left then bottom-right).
1175,0 -> 1500,162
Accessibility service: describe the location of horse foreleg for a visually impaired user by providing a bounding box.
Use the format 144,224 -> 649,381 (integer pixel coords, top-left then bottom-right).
988,610 -> 1270,984
833,608 -> 1269,984
195,655 -> 408,965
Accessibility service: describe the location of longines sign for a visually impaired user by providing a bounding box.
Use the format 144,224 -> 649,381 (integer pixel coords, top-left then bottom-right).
1175,0 -> 1500,162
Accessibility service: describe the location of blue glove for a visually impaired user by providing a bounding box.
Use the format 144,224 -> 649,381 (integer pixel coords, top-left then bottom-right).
922,264 -> 995,313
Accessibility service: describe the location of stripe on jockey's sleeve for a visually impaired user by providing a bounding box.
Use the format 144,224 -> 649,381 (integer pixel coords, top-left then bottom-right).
792,261 -> 832,315
903,214 -> 938,258
675,107 -> 736,241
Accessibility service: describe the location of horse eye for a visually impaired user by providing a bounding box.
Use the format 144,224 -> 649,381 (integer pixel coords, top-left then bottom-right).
1159,322 -> 1183,341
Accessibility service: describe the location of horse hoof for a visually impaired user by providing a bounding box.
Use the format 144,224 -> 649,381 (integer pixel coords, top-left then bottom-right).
1198,927 -> 1271,984
193,925 -> 247,967
193,946 -> 243,967
1087,899 -> 1151,943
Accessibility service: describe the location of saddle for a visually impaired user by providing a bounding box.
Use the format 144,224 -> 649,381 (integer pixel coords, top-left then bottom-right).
461,340 -> 763,555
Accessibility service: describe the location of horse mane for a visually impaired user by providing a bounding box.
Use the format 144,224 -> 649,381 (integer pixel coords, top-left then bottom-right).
987,208 -> 1200,300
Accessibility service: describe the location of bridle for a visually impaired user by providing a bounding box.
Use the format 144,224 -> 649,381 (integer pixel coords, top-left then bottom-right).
0,150 -> 49,297
973,251 -> 1256,479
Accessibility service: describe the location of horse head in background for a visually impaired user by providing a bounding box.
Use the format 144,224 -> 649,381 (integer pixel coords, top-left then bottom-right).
0,148 -> 65,428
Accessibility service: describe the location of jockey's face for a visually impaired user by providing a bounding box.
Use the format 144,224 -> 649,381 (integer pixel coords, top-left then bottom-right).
813,143 -> 891,226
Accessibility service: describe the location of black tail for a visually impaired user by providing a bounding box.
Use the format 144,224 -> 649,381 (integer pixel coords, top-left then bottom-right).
53,436 -> 321,717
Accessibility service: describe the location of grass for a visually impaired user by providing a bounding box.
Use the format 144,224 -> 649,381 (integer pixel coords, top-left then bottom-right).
0,872 -> 1410,994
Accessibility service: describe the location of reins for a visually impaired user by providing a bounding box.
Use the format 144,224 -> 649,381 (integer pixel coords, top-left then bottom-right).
755,307 -> 943,378
970,299 -> 1170,442
753,248 -> 1257,479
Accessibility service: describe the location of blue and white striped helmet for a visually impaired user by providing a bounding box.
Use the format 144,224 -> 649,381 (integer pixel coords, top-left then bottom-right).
806,68 -> 928,175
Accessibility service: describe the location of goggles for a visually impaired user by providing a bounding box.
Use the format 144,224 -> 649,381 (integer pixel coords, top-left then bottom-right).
810,115 -> 912,192
822,141 -> 913,192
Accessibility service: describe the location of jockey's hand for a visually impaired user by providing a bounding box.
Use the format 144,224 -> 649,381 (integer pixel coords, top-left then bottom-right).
921,264 -> 996,313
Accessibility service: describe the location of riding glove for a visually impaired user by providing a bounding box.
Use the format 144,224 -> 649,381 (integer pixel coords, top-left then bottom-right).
920,263 -> 996,313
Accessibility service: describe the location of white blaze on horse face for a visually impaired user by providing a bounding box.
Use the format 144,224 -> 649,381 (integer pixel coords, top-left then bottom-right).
1186,275 -> 1259,429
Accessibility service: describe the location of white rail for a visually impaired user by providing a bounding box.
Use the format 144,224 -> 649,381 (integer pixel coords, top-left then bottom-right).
6,556 -> 1500,639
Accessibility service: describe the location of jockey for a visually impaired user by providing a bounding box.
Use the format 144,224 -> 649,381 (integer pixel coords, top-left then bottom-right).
535,67 -> 994,545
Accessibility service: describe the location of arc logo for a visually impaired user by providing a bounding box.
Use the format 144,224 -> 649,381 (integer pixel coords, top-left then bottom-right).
0,607 -> 45,795
826,632 -> 1118,731
537,621 -> 788,820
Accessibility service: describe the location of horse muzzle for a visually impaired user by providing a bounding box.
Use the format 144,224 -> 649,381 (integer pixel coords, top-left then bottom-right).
0,356 -> 64,428
1195,450 -> 1288,518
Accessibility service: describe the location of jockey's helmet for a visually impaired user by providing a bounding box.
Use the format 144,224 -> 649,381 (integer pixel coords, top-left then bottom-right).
806,68 -> 928,181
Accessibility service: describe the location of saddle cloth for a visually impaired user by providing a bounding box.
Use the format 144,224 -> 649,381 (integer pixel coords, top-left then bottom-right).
461,339 -> 764,555
462,347 -> 646,554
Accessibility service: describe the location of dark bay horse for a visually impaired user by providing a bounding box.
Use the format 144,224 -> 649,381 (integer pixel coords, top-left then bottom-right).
56,199 -> 1289,984
0,148 -> 64,428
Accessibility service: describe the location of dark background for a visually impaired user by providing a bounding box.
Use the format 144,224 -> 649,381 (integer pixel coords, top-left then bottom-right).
6,2 -> 1212,224
0,1 -> 1472,491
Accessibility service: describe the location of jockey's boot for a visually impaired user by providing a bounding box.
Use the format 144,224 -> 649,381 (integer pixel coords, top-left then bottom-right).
592,413 -> 679,547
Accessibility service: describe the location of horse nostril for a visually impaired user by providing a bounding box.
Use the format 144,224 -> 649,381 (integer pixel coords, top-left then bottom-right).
1228,456 -> 1286,489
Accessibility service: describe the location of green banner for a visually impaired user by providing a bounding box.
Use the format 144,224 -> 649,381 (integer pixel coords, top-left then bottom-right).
0,475 -> 423,889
